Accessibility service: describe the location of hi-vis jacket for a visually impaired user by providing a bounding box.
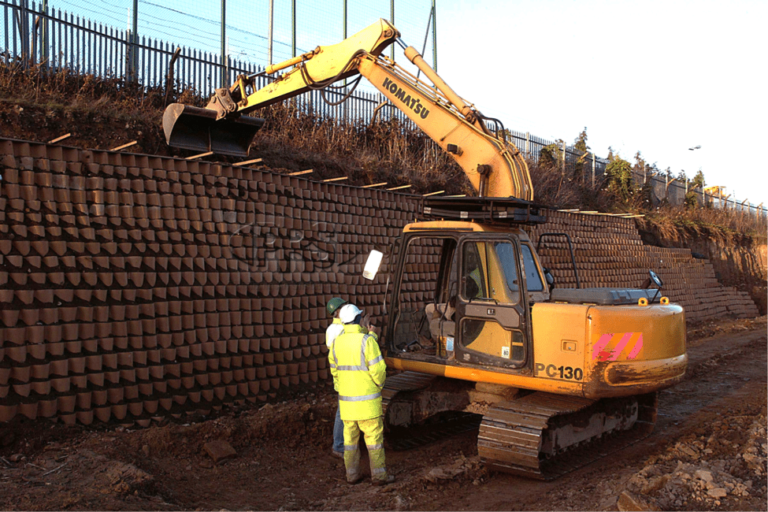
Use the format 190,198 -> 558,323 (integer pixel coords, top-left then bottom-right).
329,324 -> 386,421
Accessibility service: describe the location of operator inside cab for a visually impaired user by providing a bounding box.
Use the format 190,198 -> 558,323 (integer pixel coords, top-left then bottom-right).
463,246 -> 485,300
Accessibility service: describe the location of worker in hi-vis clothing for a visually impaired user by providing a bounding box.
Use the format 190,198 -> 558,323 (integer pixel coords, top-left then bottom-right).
325,297 -> 347,458
329,304 -> 394,485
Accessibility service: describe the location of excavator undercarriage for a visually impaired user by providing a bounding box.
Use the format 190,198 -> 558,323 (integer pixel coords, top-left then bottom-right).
382,372 -> 658,480
478,391 -> 658,479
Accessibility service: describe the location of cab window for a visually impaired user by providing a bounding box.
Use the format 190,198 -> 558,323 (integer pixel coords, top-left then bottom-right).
521,244 -> 544,292
495,242 -> 520,297
461,241 -> 519,304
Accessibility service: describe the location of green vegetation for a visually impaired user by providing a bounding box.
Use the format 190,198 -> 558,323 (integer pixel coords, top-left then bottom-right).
572,128 -> 589,180
605,151 -> 634,202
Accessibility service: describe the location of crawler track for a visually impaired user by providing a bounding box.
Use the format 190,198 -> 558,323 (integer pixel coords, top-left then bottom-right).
382,371 -> 437,416
478,391 -> 658,480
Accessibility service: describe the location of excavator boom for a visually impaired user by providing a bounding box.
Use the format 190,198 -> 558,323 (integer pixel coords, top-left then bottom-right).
163,19 -> 533,200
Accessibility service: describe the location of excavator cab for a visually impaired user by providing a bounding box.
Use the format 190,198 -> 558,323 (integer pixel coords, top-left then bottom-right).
386,226 -> 537,371
376,198 -> 550,373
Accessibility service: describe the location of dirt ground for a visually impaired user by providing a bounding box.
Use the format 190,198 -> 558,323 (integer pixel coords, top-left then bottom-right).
0,316 -> 765,511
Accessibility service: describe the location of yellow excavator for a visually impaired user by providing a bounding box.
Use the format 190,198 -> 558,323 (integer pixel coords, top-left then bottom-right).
163,19 -> 687,479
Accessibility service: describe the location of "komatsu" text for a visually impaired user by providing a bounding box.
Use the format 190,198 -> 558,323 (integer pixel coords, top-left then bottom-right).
382,78 -> 430,119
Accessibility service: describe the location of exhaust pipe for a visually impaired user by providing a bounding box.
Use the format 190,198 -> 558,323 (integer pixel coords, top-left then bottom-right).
162,103 -> 265,157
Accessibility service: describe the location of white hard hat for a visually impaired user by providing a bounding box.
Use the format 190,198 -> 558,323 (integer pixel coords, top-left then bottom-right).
339,304 -> 362,324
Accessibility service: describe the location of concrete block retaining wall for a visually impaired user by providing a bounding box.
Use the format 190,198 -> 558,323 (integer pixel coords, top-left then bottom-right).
0,138 -> 758,425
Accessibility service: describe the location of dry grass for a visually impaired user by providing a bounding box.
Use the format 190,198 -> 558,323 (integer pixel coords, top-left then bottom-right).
528,152 -> 766,245
0,62 -> 765,244
639,204 -> 767,245
0,60 -> 165,115
251,102 -> 472,195
0,62 -> 473,193
0,61 -> 171,154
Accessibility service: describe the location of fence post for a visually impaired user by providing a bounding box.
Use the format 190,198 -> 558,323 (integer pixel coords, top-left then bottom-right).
125,0 -> 138,81
343,0 -> 347,40
561,140 -> 566,174
4,0 -> 9,60
125,29 -> 132,80
267,0 -> 273,66
342,0 -> 348,121
390,0 -> 395,61
41,0 -> 48,66
432,0 -> 437,71
20,0 -> 30,67
291,0 -> 296,57
132,0 -> 138,80
525,132 -> 530,157
220,0 -> 226,87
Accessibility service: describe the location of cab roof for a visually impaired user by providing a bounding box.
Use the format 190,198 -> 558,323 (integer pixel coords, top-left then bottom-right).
404,220 -> 531,241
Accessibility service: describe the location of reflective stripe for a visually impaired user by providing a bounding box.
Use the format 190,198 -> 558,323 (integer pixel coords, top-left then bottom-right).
337,365 -> 368,371
372,467 -> 387,475
339,392 -> 381,401
344,445 -> 358,451
367,444 -> 384,450
367,355 -> 383,366
360,334 -> 369,367
329,364 -> 337,369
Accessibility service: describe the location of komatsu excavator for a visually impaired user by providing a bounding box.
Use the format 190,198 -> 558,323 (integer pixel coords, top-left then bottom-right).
163,19 -> 687,479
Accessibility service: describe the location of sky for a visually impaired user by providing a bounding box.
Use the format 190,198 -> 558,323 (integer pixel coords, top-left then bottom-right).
26,0 -> 767,209
427,0 -> 768,208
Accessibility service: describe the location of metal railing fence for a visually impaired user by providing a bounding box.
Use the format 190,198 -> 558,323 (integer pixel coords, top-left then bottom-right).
1,0 -> 766,218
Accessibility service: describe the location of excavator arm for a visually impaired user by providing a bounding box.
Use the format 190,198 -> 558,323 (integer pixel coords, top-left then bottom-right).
163,19 -> 533,200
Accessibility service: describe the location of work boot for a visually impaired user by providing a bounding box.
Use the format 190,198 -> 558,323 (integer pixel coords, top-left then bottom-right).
371,475 -> 395,486
332,450 -> 343,459
346,473 -> 363,485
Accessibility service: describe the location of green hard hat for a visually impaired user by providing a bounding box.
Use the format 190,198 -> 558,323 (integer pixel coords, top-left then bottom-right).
326,297 -> 347,316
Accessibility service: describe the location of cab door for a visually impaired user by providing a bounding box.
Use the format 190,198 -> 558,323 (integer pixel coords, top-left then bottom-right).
454,235 -> 530,369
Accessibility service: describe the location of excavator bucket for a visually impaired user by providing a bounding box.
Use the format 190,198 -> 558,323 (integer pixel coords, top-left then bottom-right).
162,103 -> 265,157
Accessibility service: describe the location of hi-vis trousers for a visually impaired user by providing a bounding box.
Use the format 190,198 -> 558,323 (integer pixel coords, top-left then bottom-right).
343,417 -> 387,483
